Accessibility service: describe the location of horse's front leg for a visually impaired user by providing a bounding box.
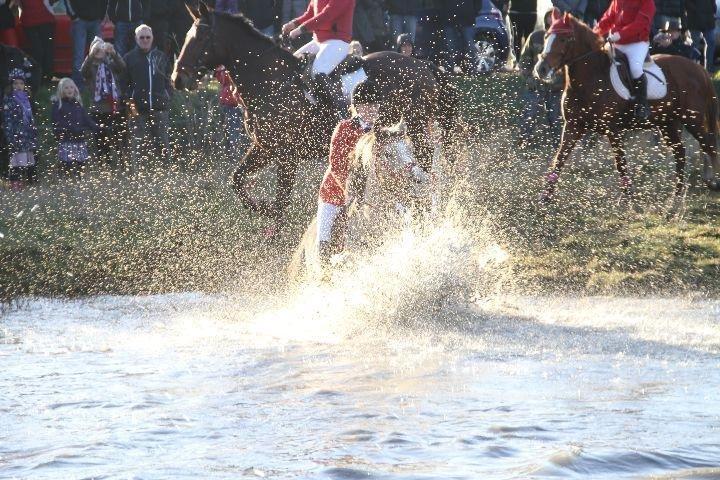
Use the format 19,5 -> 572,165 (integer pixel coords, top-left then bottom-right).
540,123 -> 582,204
607,131 -> 634,198
271,155 -> 300,236
659,121 -> 686,197
231,144 -> 273,215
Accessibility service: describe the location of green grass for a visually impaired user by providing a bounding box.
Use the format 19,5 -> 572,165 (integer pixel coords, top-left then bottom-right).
0,74 -> 719,300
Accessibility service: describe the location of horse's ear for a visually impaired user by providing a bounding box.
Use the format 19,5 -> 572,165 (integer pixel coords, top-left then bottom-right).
198,1 -> 210,17
185,2 -> 199,21
551,7 -> 561,22
563,11 -> 572,23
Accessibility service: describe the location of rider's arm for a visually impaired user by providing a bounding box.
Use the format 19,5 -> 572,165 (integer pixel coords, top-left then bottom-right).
614,0 -> 655,42
593,1 -> 617,36
292,1 -> 315,27
299,0 -> 353,33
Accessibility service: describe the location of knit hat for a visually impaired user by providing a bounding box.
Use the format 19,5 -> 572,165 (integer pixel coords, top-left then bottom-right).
547,8 -> 574,36
89,36 -> 105,55
352,80 -> 383,105
8,68 -> 24,82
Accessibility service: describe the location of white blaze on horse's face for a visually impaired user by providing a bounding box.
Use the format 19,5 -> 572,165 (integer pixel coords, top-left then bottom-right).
542,33 -> 557,56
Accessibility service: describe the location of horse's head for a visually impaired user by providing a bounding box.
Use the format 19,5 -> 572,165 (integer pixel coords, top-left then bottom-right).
534,8 -> 600,80
172,2 -> 222,91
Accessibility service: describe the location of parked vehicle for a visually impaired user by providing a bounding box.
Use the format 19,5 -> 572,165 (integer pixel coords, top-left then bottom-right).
16,2 -> 114,77
414,0 -> 510,74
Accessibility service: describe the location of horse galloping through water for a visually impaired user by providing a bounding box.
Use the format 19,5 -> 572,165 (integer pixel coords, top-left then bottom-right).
172,3 -> 460,236
289,123 -> 433,281
534,11 -> 720,204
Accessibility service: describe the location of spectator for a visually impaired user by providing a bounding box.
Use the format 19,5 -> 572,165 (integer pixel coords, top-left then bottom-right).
81,37 -> 126,166
440,0 -> 482,72
388,0 -> 419,42
353,0 -> 388,52
509,0 -> 537,62
396,32 -> 414,56
551,0 -> 586,19
349,40 -> 364,57
123,24 -> 172,171
109,0 -> 148,58
651,18 -> 699,60
653,0 -> 684,34
17,0 -> 56,85
238,0 -> 279,36
0,44 -> 37,95
686,0 -> 716,72
65,0 -> 109,90
3,69 -> 37,190
214,65 -> 247,159
52,77 -> 97,176
518,9 -> 562,148
215,0 -> 238,13
0,1 -> 18,46
584,0 -> 609,25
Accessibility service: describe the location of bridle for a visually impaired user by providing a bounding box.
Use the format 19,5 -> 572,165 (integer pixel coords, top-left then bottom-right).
175,16 -> 216,82
540,32 -> 605,70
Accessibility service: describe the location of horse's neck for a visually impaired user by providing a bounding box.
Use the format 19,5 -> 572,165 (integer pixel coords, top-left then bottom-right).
566,38 -> 609,91
224,44 -> 298,106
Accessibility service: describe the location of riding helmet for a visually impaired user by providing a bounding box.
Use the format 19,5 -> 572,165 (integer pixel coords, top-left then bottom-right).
352,79 -> 383,105
396,33 -> 414,51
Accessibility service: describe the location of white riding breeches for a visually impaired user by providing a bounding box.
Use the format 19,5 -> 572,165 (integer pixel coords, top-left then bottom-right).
295,39 -> 350,76
317,201 -> 342,244
614,41 -> 649,79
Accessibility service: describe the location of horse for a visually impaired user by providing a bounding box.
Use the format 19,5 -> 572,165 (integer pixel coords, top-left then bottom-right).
288,123 -> 434,281
533,11 -> 720,205
172,3 -> 460,237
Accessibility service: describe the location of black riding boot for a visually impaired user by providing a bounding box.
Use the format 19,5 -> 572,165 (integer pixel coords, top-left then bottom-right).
312,73 -> 348,121
633,74 -> 650,121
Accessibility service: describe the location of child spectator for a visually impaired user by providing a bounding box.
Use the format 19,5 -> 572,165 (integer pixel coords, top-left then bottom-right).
214,65 -> 246,158
3,69 -> 37,191
52,77 -> 97,176
81,37 -> 127,167
396,33 -> 414,56
349,40 -> 364,57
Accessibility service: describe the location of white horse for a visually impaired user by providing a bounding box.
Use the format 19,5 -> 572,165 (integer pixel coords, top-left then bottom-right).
289,123 -> 438,282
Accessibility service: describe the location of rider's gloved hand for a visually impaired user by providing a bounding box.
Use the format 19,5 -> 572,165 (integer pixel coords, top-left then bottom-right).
607,32 -> 621,43
289,25 -> 306,39
281,21 -> 295,36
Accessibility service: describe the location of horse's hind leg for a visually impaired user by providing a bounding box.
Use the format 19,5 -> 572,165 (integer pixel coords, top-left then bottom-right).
540,123 -> 582,203
607,131 -> 634,197
685,121 -> 720,190
659,121 -> 687,196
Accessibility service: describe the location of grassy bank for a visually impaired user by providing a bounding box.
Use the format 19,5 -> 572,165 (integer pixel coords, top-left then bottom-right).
1,74 -> 719,300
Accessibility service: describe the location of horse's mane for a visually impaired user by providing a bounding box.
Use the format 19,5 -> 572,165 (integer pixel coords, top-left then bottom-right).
570,14 -> 604,51
214,11 -> 299,64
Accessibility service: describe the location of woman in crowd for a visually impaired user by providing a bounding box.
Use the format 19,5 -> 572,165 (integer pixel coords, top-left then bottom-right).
17,0 -> 56,85
81,37 -> 127,167
52,78 -> 98,176
214,65 -> 246,159
3,69 -> 37,190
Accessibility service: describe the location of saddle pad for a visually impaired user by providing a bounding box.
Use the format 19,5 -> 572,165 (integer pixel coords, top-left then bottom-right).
610,59 -> 668,101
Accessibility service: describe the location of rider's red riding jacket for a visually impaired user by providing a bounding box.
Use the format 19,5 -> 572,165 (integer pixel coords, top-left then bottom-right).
594,0 -> 655,44
293,0 -> 356,43
319,117 -> 366,206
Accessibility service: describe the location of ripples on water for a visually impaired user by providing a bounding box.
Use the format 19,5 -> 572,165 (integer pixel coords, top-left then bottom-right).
1,220 -> 720,479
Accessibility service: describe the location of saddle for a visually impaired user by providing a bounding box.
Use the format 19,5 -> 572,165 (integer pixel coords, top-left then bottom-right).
608,47 -> 668,101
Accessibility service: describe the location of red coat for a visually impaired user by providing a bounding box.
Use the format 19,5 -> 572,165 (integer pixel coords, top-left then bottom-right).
214,67 -> 241,107
319,118 -> 366,206
594,0 -> 655,44
18,0 -> 55,27
294,0 -> 355,43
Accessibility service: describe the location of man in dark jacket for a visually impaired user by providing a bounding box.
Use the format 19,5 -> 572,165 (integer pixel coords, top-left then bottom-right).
123,24 -> 172,169
238,0 -> 280,36
584,0 -> 609,25
109,0 -> 148,57
686,0 -> 717,72
440,0 -> 482,72
509,0 -> 537,62
64,0 -> 109,89
388,0 -> 420,42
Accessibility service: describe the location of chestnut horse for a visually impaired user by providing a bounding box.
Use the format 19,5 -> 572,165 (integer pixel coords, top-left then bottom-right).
172,3 -> 459,236
534,12 -> 720,203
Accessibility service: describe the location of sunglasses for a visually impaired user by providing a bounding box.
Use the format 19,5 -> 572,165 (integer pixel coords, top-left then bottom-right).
138,35 -> 152,39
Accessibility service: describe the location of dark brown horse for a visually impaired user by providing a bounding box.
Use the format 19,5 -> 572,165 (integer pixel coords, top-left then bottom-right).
172,3 -> 459,235
534,12 -> 720,204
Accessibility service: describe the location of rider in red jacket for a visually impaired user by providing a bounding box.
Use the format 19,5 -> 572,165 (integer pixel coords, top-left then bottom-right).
594,0 -> 655,119
282,0 -> 356,119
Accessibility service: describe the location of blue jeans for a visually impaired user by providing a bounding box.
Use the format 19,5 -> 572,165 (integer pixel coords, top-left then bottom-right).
443,25 -> 476,69
691,29 -> 716,72
390,14 -> 417,42
221,105 -> 247,155
72,18 -> 101,89
114,21 -> 140,58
